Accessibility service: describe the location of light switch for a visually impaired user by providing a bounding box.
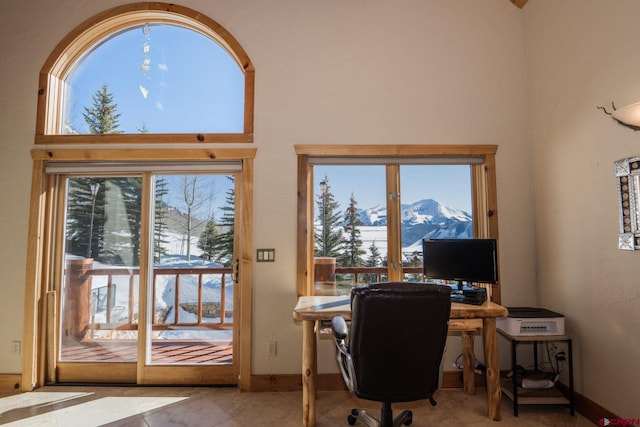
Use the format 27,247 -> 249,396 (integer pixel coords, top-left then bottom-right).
257,248 -> 275,262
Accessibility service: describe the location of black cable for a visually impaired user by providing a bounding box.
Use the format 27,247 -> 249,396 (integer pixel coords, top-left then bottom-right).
454,353 -> 464,370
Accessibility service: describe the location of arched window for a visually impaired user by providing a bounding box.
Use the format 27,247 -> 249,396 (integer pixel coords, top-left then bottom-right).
36,2 -> 254,143
24,3 -> 255,392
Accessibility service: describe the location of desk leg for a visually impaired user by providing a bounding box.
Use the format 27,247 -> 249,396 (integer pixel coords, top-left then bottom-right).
482,317 -> 502,421
461,331 -> 476,395
302,319 -> 317,427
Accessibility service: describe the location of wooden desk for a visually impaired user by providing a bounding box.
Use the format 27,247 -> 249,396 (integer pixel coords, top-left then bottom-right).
293,296 -> 508,427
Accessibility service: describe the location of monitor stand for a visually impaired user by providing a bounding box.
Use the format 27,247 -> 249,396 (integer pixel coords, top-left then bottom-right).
449,281 -> 487,305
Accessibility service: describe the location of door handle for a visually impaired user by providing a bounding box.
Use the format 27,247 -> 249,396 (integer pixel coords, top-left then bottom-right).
232,258 -> 239,284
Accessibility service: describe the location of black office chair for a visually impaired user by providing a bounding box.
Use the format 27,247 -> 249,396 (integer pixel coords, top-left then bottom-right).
331,282 -> 451,427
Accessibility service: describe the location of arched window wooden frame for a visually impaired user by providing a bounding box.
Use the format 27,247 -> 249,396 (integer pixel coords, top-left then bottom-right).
295,144 -> 501,303
35,2 -> 254,144
23,3 -> 256,392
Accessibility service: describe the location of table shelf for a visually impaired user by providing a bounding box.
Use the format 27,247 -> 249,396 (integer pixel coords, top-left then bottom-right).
497,328 -> 574,417
501,378 -> 569,405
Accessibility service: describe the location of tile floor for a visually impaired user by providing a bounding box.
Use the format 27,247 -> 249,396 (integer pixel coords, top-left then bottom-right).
0,385 -> 592,426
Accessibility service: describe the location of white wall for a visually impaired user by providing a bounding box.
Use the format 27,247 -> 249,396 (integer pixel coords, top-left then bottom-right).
524,0 -> 640,417
243,0 -> 535,375
1,0 -> 533,393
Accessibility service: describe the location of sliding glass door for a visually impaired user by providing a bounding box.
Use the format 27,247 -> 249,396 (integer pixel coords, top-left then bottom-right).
148,174 -> 235,366
56,172 -> 238,384
60,176 -> 142,366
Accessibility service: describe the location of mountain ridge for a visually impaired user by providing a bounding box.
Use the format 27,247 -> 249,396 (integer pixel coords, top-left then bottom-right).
355,198 -> 473,249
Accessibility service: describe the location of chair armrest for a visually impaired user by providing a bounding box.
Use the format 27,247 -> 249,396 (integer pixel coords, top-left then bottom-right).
332,316 -> 348,340
331,315 -> 357,392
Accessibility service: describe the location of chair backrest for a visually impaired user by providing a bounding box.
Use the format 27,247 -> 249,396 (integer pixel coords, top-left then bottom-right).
348,282 -> 451,403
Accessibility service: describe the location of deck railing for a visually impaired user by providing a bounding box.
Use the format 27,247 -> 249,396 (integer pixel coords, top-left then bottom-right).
66,260 -> 423,340
333,266 -> 425,294
151,267 -> 233,330
80,265 -> 233,334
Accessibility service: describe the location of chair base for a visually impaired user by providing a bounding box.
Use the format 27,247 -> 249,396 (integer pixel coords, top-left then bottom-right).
347,407 -> 412,427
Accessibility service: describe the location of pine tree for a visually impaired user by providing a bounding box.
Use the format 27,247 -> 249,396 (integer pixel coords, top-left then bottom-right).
208,176 -> 235,267
339,194 -> 365,266
314,176 -> 344,258
363,241 -> 382,283
66,84 -> 124,260
65,177 -> 141,265
138,121 -> 150,133
112,177 -> 143,265
66,178 -> 105,259
83,83 -> 122,134
197,216 -> 219,261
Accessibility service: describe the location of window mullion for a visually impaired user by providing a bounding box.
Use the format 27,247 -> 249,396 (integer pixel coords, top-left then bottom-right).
137,173 -> 153,377
472,164 -> 488,238
386,165 -> 402,281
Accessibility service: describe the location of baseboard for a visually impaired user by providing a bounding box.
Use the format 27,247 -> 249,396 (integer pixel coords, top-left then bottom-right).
250,373 -> 347,392
557,382 -> 619,425
0,374 -> 21,393
441,370 -> 486,389
250,371 -> 476,392
249,374 -> 300,392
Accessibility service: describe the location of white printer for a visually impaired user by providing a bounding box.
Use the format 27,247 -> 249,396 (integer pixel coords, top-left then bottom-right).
497,307 -> 565,336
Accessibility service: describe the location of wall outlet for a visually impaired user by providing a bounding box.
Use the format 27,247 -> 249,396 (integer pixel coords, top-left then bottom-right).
267,340 -> 277,357
11,341 -> 21,355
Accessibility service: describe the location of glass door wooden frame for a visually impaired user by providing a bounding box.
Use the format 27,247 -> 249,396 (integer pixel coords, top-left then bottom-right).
22,148 -> 255,391
295,144 -> 500,300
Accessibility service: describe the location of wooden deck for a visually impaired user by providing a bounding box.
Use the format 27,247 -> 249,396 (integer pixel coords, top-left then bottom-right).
61,340 -> 233,364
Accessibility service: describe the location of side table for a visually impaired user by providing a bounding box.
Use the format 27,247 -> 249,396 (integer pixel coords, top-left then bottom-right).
497,329 -> 574,416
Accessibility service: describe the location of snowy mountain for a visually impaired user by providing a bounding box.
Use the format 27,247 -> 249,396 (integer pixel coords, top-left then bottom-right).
359,198 -> 470,226
356,199 -> 473,250
401,199 -> 471,225
359,204 -> 387,226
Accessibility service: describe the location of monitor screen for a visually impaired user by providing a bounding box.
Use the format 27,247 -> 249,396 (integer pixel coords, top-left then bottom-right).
422,238 -> 498,285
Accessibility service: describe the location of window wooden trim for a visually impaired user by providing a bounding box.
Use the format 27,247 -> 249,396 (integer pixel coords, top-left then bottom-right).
295,144 -> 500,302
22,148 -> 256,391
35,2 -> 254,143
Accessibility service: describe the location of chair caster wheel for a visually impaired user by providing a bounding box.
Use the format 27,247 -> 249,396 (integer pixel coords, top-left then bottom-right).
348,409 -> 358,425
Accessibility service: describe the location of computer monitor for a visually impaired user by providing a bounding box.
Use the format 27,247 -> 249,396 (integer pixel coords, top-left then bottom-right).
422,238 -> 498,288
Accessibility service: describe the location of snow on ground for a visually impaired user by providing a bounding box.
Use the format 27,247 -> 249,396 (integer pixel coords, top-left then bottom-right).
86,232 -> 232,340
359,226 -> 388,255
85,226 -> 407,340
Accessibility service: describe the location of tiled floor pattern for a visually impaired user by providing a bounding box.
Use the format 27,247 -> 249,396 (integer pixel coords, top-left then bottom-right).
0,385 -> 593,426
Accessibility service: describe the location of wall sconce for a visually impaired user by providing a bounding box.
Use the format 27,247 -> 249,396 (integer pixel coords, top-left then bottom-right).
598,102 -> 640,131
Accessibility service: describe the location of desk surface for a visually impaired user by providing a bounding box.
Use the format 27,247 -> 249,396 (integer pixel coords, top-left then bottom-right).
293,295 -> 508,321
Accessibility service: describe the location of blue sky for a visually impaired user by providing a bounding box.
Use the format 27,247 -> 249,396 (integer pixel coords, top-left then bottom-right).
314,165 -> 472,213
65,24 -> 244,134
65,23 -> 471,216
